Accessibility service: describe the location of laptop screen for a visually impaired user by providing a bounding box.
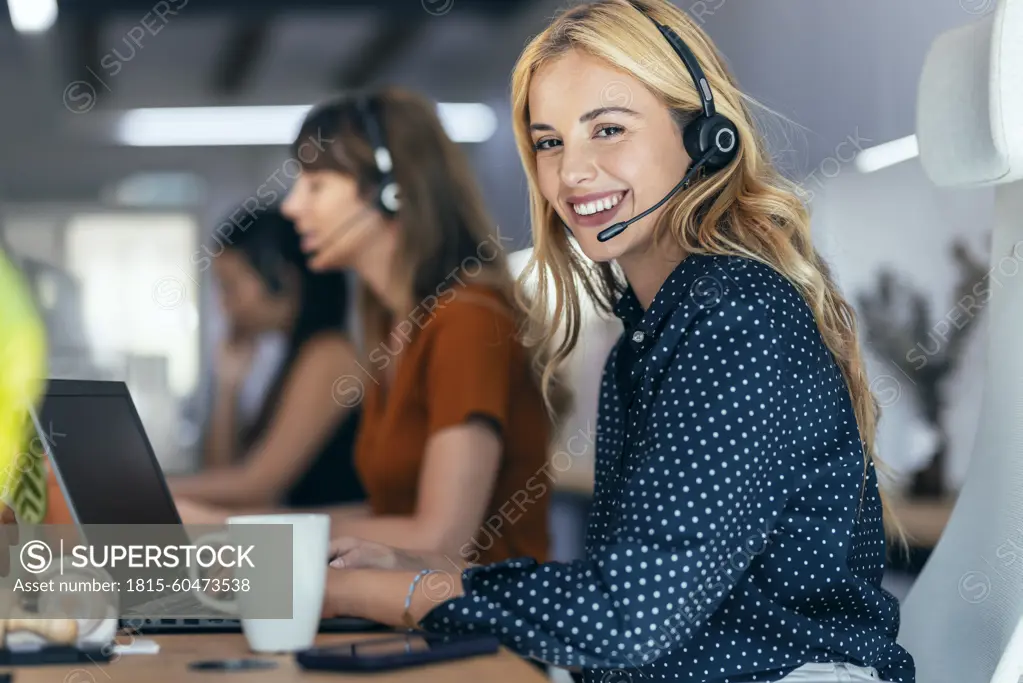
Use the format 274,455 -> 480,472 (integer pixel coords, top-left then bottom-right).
35,391 -> 182,525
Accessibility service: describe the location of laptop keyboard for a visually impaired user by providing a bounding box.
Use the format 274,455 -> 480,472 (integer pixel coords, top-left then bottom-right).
122,592 -> 231,618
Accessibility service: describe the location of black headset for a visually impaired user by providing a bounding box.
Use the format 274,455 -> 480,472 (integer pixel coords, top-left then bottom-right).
594,5 -> 741,242
354,95 -> 401,216
642,6 -> 738,173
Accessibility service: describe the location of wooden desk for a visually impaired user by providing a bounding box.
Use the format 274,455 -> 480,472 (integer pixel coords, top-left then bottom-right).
889,495 -> 957,548
5,632 -> 548,682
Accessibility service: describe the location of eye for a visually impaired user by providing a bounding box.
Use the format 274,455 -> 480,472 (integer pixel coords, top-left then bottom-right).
533,137 -> 562,152
595,124 -> 625,139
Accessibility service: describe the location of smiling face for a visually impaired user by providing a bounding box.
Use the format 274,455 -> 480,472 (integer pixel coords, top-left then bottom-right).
528,49 -> 691,265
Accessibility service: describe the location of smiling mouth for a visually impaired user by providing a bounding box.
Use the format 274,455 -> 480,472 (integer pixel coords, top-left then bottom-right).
569,191 -> 626,217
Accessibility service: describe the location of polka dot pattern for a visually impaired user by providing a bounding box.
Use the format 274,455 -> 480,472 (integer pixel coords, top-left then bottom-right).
419,255 -> 916,683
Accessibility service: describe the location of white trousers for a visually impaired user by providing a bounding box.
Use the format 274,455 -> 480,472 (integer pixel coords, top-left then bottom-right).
775,662 -> 883,682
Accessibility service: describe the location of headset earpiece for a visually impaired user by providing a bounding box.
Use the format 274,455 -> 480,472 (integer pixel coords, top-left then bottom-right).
379,180 -> 400,215
355,96 -> 401,216
683,113 -> 738,172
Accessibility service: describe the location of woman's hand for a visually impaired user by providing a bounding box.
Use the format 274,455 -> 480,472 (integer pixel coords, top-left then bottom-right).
174,497 -> 230,526
321,566 -> 466,626
327,537 -> 474,585
328,537 -> 429,571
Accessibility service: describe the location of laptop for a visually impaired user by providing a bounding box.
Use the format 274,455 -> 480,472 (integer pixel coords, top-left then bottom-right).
28,378 -> 383,634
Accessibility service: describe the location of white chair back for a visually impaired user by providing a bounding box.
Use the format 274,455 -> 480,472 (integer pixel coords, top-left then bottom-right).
896,2 -> 1023,681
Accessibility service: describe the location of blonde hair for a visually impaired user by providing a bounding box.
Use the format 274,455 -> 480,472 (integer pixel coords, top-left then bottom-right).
510,0 -> 904,542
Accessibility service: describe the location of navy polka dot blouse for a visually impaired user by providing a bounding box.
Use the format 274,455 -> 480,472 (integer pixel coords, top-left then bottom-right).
420,254 -> 916,683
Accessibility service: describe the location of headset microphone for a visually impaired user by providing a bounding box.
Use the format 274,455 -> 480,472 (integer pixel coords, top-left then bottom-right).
596,147 -> 716,243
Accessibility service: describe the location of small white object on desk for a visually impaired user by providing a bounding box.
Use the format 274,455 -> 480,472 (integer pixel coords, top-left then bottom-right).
112,638 -> 160,655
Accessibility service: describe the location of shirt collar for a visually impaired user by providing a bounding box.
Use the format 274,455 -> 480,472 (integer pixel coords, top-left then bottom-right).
612,255 -> 706,337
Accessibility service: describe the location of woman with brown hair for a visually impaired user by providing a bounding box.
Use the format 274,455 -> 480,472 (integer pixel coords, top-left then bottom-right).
318,1 -> 914,682
272,87 -> 567,566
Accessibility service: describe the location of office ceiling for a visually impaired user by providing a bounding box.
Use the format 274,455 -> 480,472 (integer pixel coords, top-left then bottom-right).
48,0 -> 529,100
0,0 -> 996,208
54,0 -> 524,14
0,0 -> 562,203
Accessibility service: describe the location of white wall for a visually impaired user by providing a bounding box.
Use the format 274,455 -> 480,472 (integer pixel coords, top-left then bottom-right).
695,0 -> 993,179
811,158 -> 996,492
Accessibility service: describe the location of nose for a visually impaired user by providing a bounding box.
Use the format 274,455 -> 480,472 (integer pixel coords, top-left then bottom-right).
559,142 -> 598,188
281,184 -> 301,221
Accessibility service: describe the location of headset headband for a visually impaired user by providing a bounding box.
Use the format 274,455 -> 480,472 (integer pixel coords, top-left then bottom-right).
354,94 -> 400,214
356,96 -> 393,176
652,21 -> 716,120
635,4 -> 738,170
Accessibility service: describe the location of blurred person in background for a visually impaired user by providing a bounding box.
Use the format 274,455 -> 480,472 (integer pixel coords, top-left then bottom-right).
169,204 -> 364,510
272,86 -> 569,567
316,2 -> 915,682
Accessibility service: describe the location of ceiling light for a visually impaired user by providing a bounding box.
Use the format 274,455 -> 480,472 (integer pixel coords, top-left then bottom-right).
7,0 -> 57,33
105,172 -> 207,207
115,103 -> 497,147
855,135 -> 920,173
436,103 -> 498,145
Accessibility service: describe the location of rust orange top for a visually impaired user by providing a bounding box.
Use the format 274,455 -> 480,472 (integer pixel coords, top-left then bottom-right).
353,283 -> 552,566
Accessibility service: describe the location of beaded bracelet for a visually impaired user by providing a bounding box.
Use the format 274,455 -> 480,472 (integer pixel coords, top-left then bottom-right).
402,569 -> 434,631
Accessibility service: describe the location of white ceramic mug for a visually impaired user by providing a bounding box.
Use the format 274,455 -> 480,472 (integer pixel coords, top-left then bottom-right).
188,513 -> 330,653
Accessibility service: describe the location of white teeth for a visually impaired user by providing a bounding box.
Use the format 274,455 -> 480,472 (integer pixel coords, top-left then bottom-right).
572,192 -> 623,216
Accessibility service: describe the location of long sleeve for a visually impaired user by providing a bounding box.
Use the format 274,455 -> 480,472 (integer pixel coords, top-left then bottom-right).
420,296 -> 804,670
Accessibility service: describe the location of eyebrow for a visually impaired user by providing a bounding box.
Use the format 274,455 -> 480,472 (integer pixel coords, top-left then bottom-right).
529,106 -> 642,132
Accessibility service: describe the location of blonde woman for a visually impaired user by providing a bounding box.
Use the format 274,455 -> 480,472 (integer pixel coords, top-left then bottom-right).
320,2 -> 915,682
